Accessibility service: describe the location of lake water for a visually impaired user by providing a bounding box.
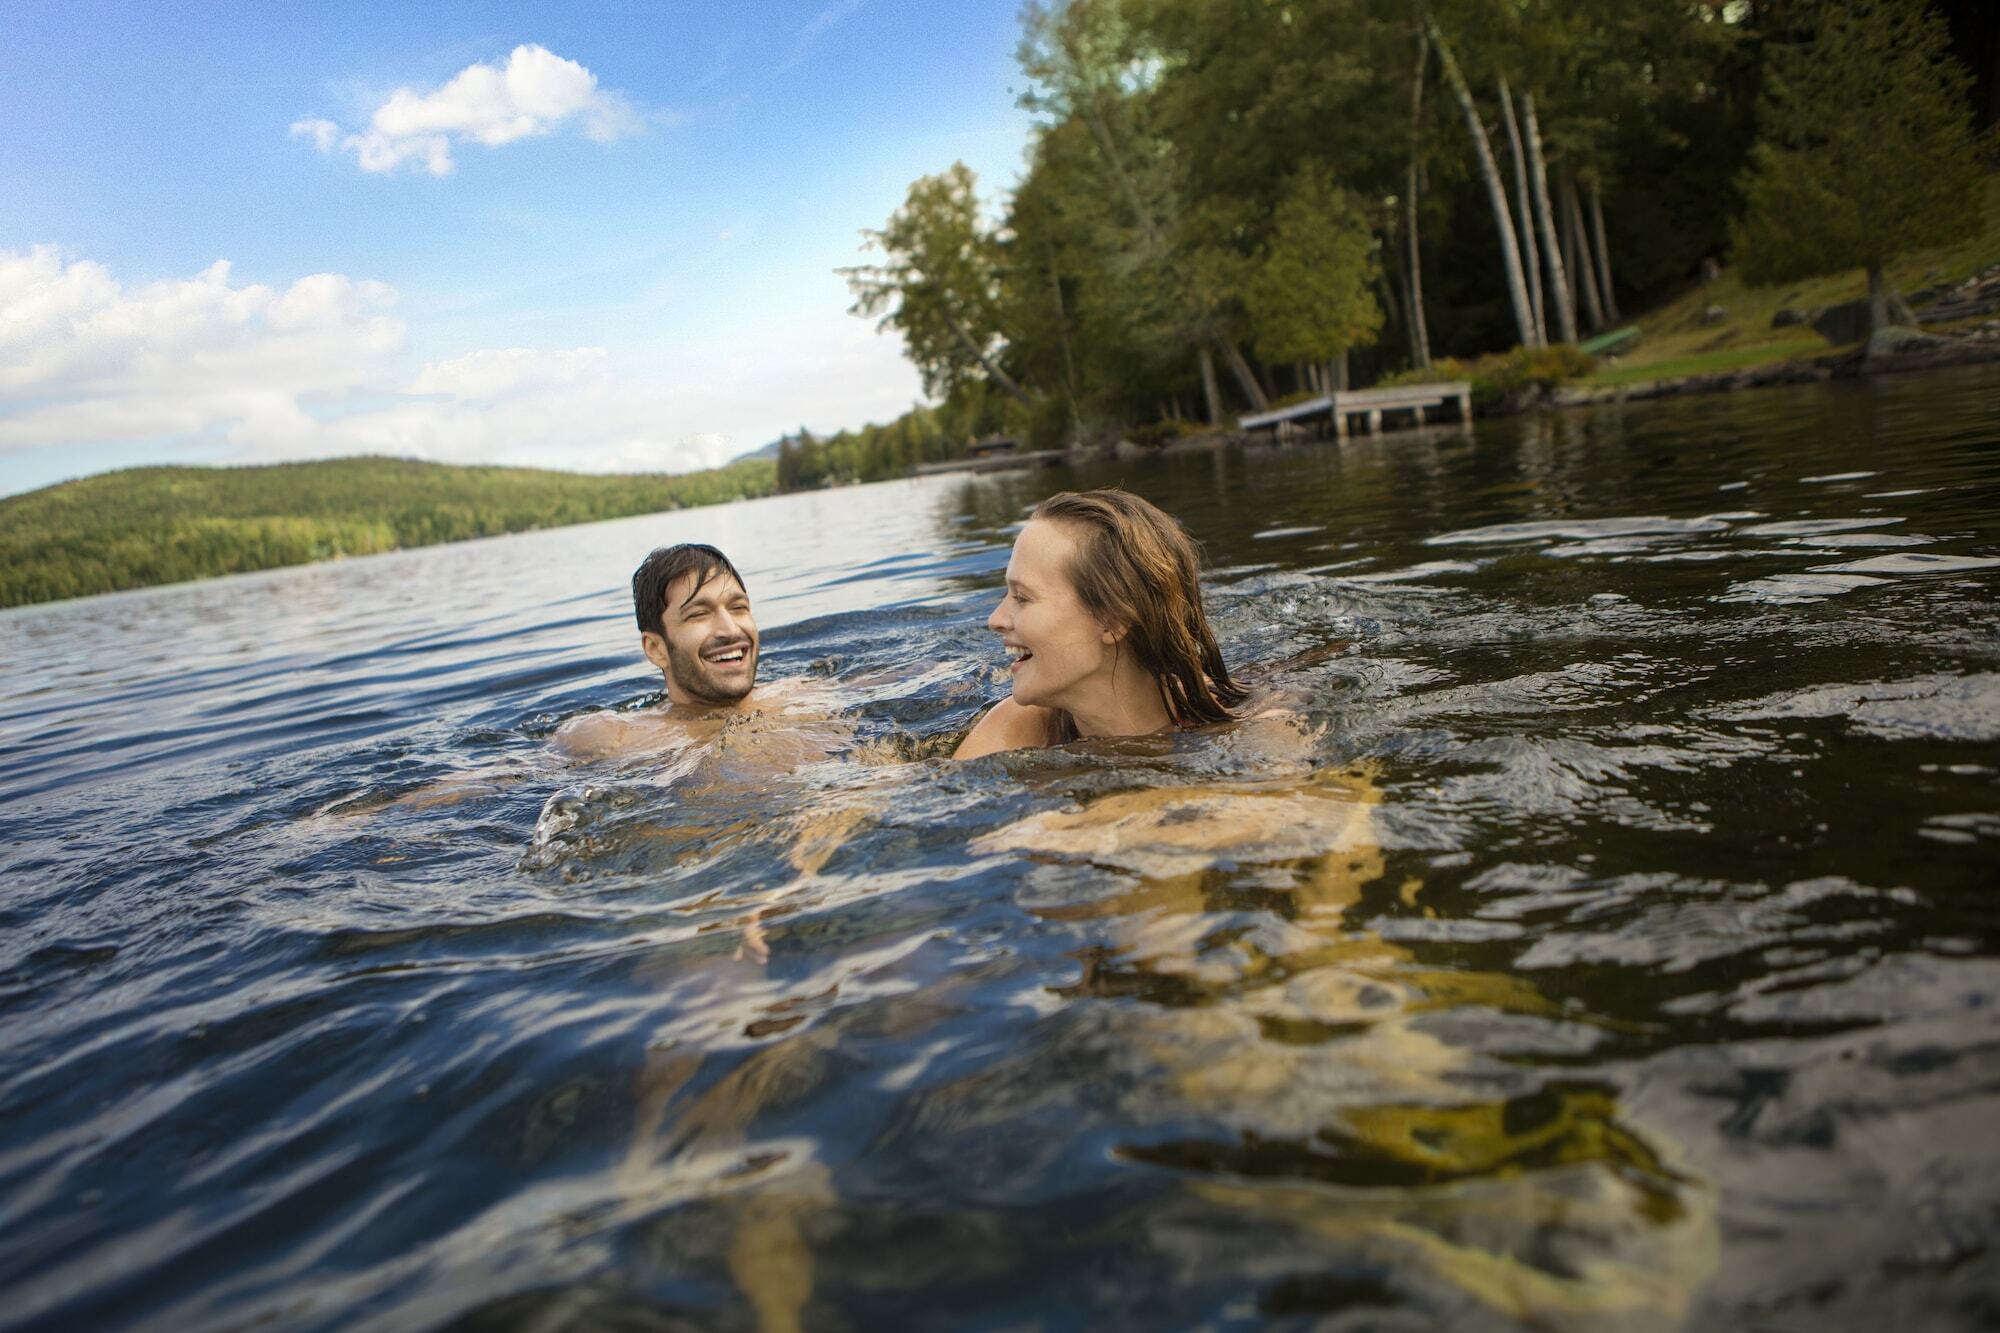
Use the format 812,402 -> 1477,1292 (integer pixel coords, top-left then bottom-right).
4,366 -> 1999,1331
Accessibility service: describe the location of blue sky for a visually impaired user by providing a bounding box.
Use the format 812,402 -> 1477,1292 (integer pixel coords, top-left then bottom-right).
0,0 -> 1034,495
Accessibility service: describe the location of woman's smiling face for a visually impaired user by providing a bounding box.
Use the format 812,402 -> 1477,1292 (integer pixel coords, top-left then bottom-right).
988,519 -> 1117,712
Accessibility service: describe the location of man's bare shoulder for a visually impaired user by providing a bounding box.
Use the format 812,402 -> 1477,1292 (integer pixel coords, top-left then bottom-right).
552,709 -> 697,761
953,697 -> 1055,760
552,680 -> 850,766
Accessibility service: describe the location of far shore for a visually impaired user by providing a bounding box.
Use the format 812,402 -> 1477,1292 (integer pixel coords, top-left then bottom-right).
1082,333 -> 2000,465
9,344 -> 1994,612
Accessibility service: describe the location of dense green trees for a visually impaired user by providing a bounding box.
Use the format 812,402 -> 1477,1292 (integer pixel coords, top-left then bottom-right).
842,165 -> 1029,405
1245,166 -> 1383,389
1736,0 -> 1987,334
0,457 -> 776,607
773,389 -> 1008,490
847,0 -> 1989,446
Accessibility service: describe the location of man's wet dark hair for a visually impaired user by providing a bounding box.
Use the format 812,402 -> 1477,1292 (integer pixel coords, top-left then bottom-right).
633,543 -> 747,637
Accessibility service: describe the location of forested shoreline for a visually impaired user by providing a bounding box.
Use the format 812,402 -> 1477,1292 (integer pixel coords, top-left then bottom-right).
8,0 -> 1991,603
806,0 -> 1994,491
0,457 -> 775,609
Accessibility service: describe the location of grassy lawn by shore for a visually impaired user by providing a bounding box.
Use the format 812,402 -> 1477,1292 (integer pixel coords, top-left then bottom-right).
1582,334 -> 1829,387
1582,173 -> 2000,387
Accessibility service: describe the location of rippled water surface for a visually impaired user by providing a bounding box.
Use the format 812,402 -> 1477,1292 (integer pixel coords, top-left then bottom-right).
5,367 -> 2000,1331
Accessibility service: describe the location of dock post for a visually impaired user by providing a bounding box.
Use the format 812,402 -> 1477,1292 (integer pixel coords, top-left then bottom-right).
1366,408 -> 1382,434
1458,390 -> 1472,421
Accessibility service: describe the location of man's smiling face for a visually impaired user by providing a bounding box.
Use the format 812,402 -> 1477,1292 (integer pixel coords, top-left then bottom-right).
643,568 -> 759,706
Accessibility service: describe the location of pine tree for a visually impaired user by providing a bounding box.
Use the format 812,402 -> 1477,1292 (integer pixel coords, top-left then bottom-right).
1245,166 -> 1384,389
1735,0 -> 1985,336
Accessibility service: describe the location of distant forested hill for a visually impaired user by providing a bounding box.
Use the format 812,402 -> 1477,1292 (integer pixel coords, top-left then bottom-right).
0,455 -> 776,608
728,438 -> 785,465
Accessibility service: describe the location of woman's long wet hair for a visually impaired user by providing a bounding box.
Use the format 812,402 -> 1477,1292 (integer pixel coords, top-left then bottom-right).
1032,489 -> 1247,742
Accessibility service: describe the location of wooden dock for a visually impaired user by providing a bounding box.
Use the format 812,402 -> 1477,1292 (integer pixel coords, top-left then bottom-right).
912,449 -> 1067,477
1239,381 -> 1472,440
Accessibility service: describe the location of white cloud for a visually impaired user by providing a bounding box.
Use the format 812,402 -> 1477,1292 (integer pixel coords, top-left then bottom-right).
289,117 -> 339,153
410,346 -> 608,400
0,246 -> 404,454
294,44 -> 645,176
0,248 -> 926,490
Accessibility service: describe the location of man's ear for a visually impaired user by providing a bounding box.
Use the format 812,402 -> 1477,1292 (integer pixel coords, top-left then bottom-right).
641,631 -> 671,673
1100,621 -> 1130,645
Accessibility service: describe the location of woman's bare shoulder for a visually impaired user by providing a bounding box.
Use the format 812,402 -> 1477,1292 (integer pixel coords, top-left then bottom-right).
952,697 -> 1056,760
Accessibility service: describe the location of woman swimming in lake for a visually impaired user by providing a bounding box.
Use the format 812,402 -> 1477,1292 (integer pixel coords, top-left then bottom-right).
954,488 -> 1248,758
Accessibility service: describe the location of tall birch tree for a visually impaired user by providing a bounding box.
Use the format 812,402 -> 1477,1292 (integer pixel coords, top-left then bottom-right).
1425,8 -> 1538,347
1497,76 -> 1546,345
1521,88 -> 1578,343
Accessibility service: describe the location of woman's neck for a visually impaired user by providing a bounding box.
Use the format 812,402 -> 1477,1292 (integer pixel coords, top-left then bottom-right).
1064,664 -> 1173,739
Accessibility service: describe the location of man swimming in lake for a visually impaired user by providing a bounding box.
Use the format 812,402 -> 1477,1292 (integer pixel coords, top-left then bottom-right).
547,542 -> 858,841
632,541 -> 761,705
556,543 -> 784,761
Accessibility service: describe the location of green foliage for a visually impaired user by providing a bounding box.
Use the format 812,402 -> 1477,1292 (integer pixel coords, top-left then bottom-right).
840,0 -> 1797,433
1735,0 -> 1985,286
1015,0 -> 1214,377
773,395 -> 991,490
1380,344 -> 1594,410
1002,116 -> 1189,426
1588,173 -> 2000,383
841,164 -> 1022,402
1124,417 -> 1209,448
1246,166 -> 1383,365
0,456 -> 775,608
1012,390 -> 1079,452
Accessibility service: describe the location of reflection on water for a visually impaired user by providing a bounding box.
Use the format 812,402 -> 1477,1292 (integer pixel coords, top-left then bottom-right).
3,367 -> 1998,1330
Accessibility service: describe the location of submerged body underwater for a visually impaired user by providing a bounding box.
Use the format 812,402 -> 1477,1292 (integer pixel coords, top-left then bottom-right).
4,367 -> 1999,1330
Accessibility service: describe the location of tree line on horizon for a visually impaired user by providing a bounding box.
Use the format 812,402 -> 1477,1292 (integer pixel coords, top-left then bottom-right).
0,457 -> 776,608
808,0 -> 1989,491
773,401 -> 963,491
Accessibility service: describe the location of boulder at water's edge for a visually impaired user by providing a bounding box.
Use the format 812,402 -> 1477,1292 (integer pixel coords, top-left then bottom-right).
1812,299 -> 1872,346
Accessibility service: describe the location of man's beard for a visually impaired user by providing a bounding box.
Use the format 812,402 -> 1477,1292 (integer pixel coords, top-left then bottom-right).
665,637 -> 757,705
